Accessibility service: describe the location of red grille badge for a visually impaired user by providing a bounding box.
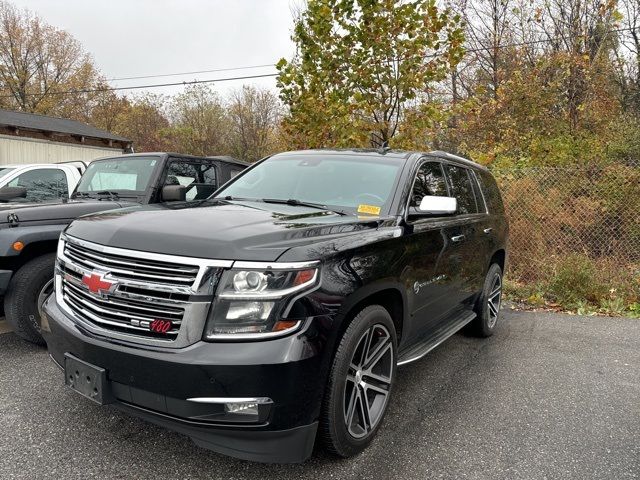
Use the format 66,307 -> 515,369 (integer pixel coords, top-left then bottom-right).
81,273 -> 115,296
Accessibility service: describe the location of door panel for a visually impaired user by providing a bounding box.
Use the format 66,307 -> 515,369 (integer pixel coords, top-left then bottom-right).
401,219 -> 459,343
401,160 -> 460,344
443,165 -> 489,308
444,216 -> 485,308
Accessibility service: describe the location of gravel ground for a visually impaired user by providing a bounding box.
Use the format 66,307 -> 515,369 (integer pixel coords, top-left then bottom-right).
0,310 -> 638,480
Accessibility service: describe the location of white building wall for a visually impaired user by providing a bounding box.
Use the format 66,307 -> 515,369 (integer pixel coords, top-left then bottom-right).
0,134 -> 123,165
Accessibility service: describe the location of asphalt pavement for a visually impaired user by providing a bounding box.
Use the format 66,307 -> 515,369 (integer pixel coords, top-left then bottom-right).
0,311 -> 638,480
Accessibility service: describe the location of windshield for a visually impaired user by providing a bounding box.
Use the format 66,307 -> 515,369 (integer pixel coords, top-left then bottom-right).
75,157 -> 158,195
215,154 -> 403,215
0,167 -> 15,180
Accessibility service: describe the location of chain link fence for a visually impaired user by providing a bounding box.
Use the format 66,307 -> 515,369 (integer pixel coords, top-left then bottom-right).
492,161 -> 640,309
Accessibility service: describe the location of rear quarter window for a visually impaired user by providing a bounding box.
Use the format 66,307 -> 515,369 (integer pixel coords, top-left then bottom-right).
444,165 -> 479,214
477,170 -> 505,215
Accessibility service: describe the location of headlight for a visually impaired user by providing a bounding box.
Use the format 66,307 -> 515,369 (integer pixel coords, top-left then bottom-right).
203,264 -> 319,340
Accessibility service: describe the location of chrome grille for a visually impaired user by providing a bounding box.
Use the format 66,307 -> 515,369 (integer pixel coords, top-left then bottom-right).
61,267 -> 185,338
56,235 -> 232,347
64,239 -> 199,285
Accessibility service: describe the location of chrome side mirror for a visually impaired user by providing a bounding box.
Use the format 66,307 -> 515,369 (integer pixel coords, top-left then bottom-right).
418,195 -> 457,215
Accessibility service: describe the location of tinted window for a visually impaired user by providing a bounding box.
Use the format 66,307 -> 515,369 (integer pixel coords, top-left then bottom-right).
165,161 -> 217,201
77,157 -> 158,193
217,155 -> 403,214
477,170 -> 504,214
8,168 -> 67,201
445,165 -> 478,214
410,162 -> 448,209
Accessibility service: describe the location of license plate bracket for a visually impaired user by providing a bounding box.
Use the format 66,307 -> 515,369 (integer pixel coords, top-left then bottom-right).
64,353 -> 113,405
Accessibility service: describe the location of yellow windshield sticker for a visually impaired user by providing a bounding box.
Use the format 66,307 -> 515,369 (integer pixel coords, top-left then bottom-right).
357,204 -> 381,215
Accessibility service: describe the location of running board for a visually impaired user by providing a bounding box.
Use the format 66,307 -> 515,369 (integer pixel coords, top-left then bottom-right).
397,311 -> 476,366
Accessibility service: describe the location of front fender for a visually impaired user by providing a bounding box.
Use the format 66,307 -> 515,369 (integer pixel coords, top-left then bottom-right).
0,224 -> 65,257
333,279 -> 409,329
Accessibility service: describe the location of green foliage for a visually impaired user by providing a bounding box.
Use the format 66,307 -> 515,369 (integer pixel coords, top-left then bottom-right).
505,251 -> 639,316
547,254 -> 608,307
165,85 -> 229,156
277,0 -> 464,148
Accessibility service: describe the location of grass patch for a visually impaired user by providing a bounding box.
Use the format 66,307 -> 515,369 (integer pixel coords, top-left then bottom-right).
504,254 -> 639,317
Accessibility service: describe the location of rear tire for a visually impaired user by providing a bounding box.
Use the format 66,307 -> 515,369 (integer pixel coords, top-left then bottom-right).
472,263 -> 503,337
320,305 -> 397,457
4,253 -> 56,346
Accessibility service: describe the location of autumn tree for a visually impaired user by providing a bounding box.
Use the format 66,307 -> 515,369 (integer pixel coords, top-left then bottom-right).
277,0 -> 465,148
0,1 -> 103,119
113,94 -> 174,152
90,91 -> 130,133
167,85 -> 229,156
615,0 -> 640,113
537,0 -> 619,132
226,85 -> 282,161
459,0 -> 515,100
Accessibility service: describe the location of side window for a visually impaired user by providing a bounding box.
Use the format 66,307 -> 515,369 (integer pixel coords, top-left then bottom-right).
410,162 -> 448,210
470,170 -> 487,213
476,170 -> 505,215
8,168 -> 67,202
444,165 -> 478,215
165,161 -> 217,201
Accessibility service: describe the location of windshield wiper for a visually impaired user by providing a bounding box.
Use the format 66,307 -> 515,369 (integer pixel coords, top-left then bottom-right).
222,195 -> 259,202
262,198 -> 347,216
72,190 -> 121,200
72,191 -> 93,199
94,190 -> 120,200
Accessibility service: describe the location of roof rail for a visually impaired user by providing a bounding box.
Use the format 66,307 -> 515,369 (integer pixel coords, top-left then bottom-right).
429,150 -> 488,170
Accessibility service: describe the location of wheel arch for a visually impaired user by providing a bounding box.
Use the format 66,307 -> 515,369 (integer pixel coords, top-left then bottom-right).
334,281 -> 407,344
16,239 -> 59,264
0,238 -> 59,274
488,248 -> 506,273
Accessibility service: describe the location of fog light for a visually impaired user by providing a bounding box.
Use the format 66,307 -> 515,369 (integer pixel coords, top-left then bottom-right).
225,401 -> 260,416
186,396 -> 273,422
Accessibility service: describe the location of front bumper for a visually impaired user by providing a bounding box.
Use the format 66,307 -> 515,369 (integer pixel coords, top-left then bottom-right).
43,296 -> 335,463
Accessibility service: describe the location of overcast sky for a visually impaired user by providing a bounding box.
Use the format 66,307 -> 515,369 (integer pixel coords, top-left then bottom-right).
11,0 -> 299,97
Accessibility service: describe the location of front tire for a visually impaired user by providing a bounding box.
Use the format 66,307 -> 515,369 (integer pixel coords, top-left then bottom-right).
320,305 -> 397,457
4,253 -> 56,346
472,263 -> 503,337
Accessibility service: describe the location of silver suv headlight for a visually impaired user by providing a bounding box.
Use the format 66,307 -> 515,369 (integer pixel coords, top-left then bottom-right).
203,262 -> 319,340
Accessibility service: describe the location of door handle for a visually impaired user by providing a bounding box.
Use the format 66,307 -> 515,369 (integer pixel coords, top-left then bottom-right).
483,228 -> 493,234
451,234 -> 466,243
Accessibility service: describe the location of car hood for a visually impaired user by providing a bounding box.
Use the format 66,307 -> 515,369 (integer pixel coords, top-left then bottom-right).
0,199 -> 137,225
65,200 -> 391,262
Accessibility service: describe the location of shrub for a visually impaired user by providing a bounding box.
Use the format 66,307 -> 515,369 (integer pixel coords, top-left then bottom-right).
546,254 -> 608,307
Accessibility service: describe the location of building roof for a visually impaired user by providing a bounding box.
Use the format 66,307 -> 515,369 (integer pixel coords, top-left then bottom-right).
0,108 -> 130,143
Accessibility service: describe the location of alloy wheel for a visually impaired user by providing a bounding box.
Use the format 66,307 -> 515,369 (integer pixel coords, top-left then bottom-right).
487,273 -> 502,328
343,324 -> 394,439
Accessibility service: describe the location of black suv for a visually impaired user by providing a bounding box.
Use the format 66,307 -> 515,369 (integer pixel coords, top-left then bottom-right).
42,149 -> 508,463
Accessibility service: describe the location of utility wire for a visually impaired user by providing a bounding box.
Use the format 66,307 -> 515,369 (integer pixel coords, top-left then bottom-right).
0,72 -> 279,99
107,63 -> 276,81
0,26 -> 636,99
462,26 -> 636,55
